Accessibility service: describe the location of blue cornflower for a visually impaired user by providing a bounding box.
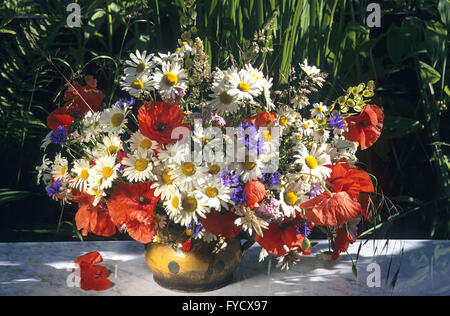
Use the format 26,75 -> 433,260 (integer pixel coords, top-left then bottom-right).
50,126 -> 67,144
232,186 -> 247,204
47,180 -> 62,197
329,114 -> 345,130
218,167 -> 239,187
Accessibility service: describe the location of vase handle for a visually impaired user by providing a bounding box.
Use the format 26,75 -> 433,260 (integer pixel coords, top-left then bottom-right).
240,239 -> 255,258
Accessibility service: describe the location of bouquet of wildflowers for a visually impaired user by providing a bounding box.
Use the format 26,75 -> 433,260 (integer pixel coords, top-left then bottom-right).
36,37 -> 383,270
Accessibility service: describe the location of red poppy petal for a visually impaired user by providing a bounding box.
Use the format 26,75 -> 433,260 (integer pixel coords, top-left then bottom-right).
244,180 -> 267,209
76,251 -> 103,265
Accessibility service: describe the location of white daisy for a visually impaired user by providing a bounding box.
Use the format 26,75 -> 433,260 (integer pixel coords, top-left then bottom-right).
276,245 -> 302,270
279,185 -> 307,218
85,182 -> 106,206
124,50 -> 155,77
51,153 -> 69,181
122,148 -> 156,183
310,102 -> 328,120
80,111 -> 101,142
169,191 -> 210,227
163,190 -> 182,220
200,175 -> 232,211
170,161 -> 208,191
70,158 -> 92,192
94,134 -> 123,157
276,106 -> 297,135
296,119 -> 316,137
150,165 -> 178,201
90,155 -> 120,190
331,135 -> 358,164
129,130 -> 160,153
233,155 -> 265,182
224,66 -> 263,102
294,143 -> 332,182
120,73 -> 153,98
290,94 -> 310,109
36,154 -> 52,185
233,204 -> 269,237
312,128 -> 330,143
157,141 -> 191,165
153,51 -> 183,66
151,62 -> 188,101
207,87 -> 240,115
99,104 -> 131,135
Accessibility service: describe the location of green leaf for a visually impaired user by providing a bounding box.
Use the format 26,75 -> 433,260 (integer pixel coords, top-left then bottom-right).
438,0 -> 450,26
0,28 -> 16,35
383,116 -> 424,138
386,25 -> 405,65
0,189 -> 37,205
418,61 -> 441,85
389,195 -> 424,206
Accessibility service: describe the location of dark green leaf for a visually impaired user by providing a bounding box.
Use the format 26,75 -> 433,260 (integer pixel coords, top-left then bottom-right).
382,116 -> 423,138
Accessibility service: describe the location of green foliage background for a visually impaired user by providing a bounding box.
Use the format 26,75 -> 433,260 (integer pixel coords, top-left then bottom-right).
0,0 -> 449,241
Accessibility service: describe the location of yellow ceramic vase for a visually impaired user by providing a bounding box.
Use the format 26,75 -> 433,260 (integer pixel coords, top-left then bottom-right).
145,238 -> 246,292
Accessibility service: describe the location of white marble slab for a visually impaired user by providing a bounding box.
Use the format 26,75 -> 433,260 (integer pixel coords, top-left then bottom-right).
0,240 -> 448,296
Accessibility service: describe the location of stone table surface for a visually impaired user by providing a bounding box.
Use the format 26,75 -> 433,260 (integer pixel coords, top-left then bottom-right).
0,240 -> 448,296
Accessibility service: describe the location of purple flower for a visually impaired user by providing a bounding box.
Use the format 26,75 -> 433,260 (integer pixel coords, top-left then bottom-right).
296,219 -> 312,237
329,114 -> 345,130
47,180 -> 62,197
193,224 -> 203,237
117,97 -> 135,109
309,183 -> 324,198
232,186 -> 247,204
237,123 -> 267,155
50,126 -> 67,144
218,167 -> 239,187
262,171 -> 280,186
255,198 -> 283,223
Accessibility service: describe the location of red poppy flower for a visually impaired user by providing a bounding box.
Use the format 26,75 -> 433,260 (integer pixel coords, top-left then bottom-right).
255,219 -> 309,256
243,111 -> 277,127
332,226 -> 355,260
138,101 -> 189,144
79,262 -> 110,291
62,75 -> 104,114
244,180 -> 267,209
343,104 -> 383,150
73,194 -> 116,237
46,107 -> 74,130
327,158 -> 374,218
76,251 -> 103,266
300,191 -> 362,227
201,210 -> 242,238
107,182 -> 160,243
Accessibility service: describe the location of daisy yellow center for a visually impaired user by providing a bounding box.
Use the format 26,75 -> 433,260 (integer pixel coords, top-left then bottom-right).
181,162 -> 196,176
317,129 -> 325,136
205,186 -> 218,198
317,106 -> 323,113
131,80 -> 144,90
111,113 -> 124,127
182,197 -> 197,212
296,96 -> 302,102
102,167 -> 113,178
182,41 -> 188,46
136,62 -> 146,74
107,145 -> 118,154
237,82 -> 250,92
296,134 -> 302,141
284,191 -> 298,206
163,72 -> 178,87
162,168 -> 174,184
171,196 -> 179,208
135,158 -> 148,172
242,161 -> 256,171
80,169 -> 89,181
61,166 -> 67,175
139,138 -> 152,149
219,91 -> 233,104
279,115 -> 288,126
303,123 -> 309,129
208,164 -> 221,175
262,129 -> 271,142
305,156 -> 318,170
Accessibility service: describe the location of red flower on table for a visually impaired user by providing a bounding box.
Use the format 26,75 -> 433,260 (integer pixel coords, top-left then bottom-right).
343,104 -> 384,150
138,101 -> 189,144
76,251 -> 110,291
